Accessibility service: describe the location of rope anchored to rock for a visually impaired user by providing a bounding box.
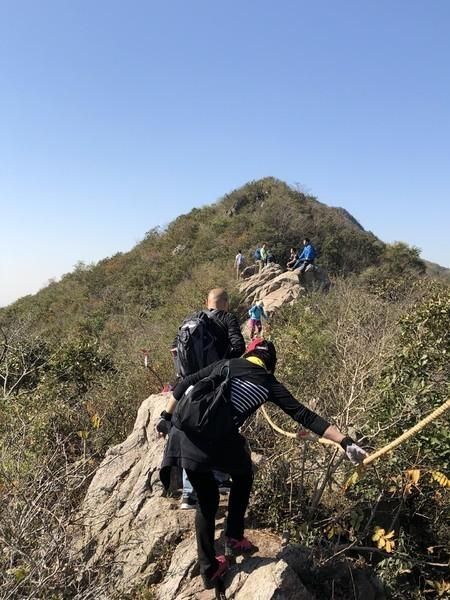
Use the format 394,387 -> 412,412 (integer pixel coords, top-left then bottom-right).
261,398 -> 450,466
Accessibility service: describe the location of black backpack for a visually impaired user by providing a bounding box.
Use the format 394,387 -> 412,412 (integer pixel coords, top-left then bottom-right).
172,362 -> 237,440
175,310 -> 228,378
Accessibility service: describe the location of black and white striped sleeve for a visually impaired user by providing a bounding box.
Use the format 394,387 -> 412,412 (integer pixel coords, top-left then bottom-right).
269,379 -> 330,436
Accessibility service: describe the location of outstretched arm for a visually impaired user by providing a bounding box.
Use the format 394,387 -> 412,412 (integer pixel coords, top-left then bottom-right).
321,424 -> 344,444
269,379 -> 367,464
270,380 -> 329,435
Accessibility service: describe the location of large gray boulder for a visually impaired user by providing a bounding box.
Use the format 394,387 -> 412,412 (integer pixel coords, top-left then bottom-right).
239,264 -> 303,315
74,393 -> 195,594
238,263 -> 330,316
156,530 -> 313,600
240,264 -> 259,279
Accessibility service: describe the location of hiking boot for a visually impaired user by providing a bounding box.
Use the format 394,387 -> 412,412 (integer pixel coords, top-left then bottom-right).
225,536 -> 259,557
201,555 -> 229,589
180,495 -> 197,510
218,480 -> 232,495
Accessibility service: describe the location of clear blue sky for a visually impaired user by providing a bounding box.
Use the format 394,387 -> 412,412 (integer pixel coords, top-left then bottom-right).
1,0 -> 449,307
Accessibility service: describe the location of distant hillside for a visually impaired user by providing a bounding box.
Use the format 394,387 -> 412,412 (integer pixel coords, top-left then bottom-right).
3,176 -> 445,362
424,259 -> 450,280
1,177 -> 386,336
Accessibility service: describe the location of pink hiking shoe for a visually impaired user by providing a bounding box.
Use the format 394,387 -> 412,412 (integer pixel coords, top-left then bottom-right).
225,536 -> 259,557
202,555 -> 229,589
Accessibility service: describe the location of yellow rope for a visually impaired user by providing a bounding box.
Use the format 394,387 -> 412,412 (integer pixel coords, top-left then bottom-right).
362,397 -> 450,466
260,398 -> 450,466
260,405 -> 343,449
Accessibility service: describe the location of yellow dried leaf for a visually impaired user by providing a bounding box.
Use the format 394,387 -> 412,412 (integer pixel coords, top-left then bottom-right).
372,527 -> 395,552
325,524 -> 344,539
431,471 -> 450,488
372,527 -> 385,542
436,580 -> 450,596
344,470 -> 360,491
426,580 -> 450,597
406,469 -> 421,484
91,413 -> 101,429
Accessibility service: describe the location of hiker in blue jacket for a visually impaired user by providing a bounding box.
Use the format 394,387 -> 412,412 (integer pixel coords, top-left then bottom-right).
289,238 -> 316,273
248,300 -> 268,339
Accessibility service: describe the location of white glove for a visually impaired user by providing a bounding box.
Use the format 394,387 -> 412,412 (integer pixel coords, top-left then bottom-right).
340,437 -> 368,465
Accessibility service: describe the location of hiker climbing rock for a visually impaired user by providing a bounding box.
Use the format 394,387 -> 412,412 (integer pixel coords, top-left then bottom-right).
169,288 -> 245,509
234,250 -> 245,280
289,237 -> 317,274
248,300 -> 268,339
157,338 -> 368,593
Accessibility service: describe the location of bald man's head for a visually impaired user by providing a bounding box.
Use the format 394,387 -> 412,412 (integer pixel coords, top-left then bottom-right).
207,288 -> 229,311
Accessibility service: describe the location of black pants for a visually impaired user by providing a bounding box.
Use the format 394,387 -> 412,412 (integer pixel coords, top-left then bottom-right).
293,258 -> 313,272
186,462 -> 253,575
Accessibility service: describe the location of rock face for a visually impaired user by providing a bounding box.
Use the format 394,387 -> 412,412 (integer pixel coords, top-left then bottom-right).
156,534 -> 313,600
74,394 -> 194,593
75,393 -> 317,599
172,244 -> 186,256
240,264 -> 259,280
238,263 -> 330,315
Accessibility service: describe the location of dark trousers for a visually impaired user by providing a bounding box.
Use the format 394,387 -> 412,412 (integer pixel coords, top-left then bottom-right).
293,258 -> 313,272
186,462 -> 253,575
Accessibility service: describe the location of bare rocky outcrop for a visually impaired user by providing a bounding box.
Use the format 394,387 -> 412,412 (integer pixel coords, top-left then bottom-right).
238,263 -> 330,315
300,264 -> 331,293
155,531 -> 313,599
74,393 -> 194,594
240,264 -> 259,279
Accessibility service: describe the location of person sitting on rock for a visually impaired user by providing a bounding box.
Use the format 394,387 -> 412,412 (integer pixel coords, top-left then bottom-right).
286,247 -> 297,269
157,338 -> 368,592
248,300 -> 267,339
289,238 -> 316,274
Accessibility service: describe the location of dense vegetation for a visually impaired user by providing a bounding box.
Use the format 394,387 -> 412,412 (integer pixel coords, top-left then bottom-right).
0,178 -> 448,599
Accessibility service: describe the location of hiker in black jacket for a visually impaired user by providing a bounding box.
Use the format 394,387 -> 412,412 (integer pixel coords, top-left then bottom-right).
170,287 -> 245,509
157,339 -> 367,590
170,287 -> 245,376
